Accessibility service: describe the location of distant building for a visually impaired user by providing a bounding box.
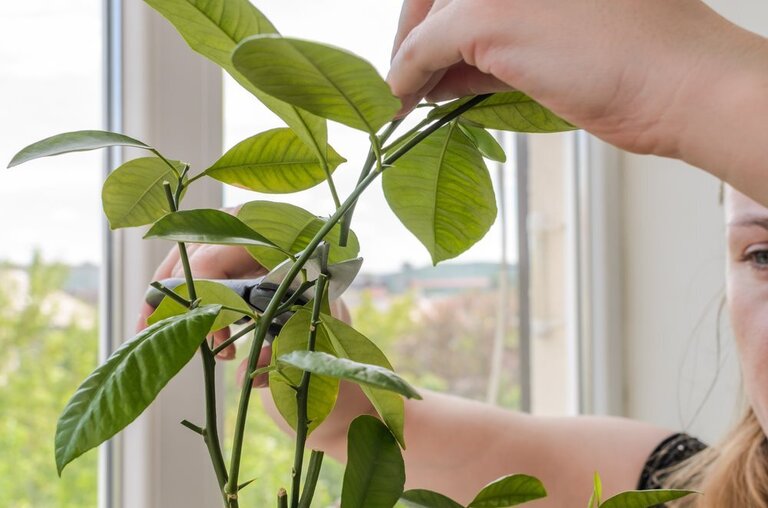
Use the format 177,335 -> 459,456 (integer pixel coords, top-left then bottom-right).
346,261 -> 517,310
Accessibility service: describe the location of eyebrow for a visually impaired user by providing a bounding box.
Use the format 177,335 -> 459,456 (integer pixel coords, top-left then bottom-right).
728,216 -> 768,230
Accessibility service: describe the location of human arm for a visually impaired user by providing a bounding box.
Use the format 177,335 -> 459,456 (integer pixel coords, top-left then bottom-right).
262,385 -> 672,506
387,0 -> 768,205
136,243 -> 672,505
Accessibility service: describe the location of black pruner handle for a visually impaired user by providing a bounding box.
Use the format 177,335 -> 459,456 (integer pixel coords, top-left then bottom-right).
144,277 -> 308,342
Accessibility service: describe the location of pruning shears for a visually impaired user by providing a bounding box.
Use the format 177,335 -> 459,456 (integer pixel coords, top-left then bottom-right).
144,253 -> 363,341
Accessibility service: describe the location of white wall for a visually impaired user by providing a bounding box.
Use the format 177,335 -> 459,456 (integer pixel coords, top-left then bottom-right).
619,0 -> 768,444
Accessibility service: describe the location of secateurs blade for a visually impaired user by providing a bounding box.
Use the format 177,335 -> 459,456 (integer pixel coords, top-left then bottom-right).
144,254 -> 363,341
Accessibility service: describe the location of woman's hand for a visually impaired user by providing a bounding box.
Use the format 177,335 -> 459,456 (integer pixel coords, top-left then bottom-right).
135,243 -> 268,359
388,0 -> 767,164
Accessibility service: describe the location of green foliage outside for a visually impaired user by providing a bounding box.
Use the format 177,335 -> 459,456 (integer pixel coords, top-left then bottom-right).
0,255 -> 97,507
352,290 -> 521,408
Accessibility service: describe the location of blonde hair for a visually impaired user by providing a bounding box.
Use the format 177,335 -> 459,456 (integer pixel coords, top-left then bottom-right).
664,408 -> 768,507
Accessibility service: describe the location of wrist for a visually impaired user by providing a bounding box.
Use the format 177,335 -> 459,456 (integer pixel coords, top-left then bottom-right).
672,27 -> 768,187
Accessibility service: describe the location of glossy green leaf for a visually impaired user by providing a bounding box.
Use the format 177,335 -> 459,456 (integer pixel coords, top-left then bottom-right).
600,490 -> 697,508
458,122 -> 506,163
55,305 -> 220,474
102,157 -> 185,229
401,489 -> 464,508
277,351 -> 421,400
143,0 -> 329,164
147,281 -> 253,331
238,201 -> 359,269
383,123 -> 497,265
468,474 -> 547,507
270,310 -> 339,435
204,128 -> 345,193
144,209 -> 281,249
8,130 -> 151,168
429,93 -> 576,133
232,35 -> 400,133
318,312 -> 406,448
341,415 -> 405,508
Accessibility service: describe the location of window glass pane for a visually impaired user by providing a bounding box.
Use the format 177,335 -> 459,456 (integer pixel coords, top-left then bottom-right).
0,2 -> 102,506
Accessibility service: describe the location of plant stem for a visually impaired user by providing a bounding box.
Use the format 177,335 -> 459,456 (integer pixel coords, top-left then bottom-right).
385,94 -> 491,164
225,94 -> 492,499
275,280 -> 316,316
181,419 -> 205,436
163,179 -> 230,503
150,281 -> 192,307
211,321 -> 257,356
320,158 -> 342,209
153,149 -> 181,177
298,451 -> 324,508
277,489 -> 288,508
380,117 -> 429,154
186,171 -> 206,186
338,119 -> 402,246
290,273 -> 328,508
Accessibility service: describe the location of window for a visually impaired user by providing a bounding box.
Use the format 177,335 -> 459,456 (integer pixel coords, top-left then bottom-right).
0,1 -> 104,506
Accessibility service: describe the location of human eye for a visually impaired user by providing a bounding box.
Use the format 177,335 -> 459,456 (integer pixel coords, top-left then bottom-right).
744,245 -> 768,270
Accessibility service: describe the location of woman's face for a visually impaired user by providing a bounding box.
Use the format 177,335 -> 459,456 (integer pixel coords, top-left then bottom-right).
726,188 -> 768,435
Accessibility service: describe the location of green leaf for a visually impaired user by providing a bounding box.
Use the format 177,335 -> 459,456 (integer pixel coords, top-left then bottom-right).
588,472 -> 602,508
458,122 -> 506,163
383,123 -> 497,264
429,93 -> 576,133
600,490 -> 697,508
341,415 -> 405,508
204,128 -> 345,193
143,0 -> 329,165
401,490 -> 464,508
318,312 -> 407,448
238,201 -> 360,269
270,311 -> 339,435
147,281 -> 253,331
8,130 -> 151,168
144,209 -> 280,249
232,35 -> 400,133
468,474 -> 547,507
277,351 -> 421,400
55,305 -> 220,474
102,157 -> 186,229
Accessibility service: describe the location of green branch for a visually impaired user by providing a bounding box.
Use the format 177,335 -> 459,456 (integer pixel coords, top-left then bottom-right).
225,94 -> 492,500
162,179 -> 230,503
290,272 -> 328,508
338,119 -> 401,246
298,451 -> 324,508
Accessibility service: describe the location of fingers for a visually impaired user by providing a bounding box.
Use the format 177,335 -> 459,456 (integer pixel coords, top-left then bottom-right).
211,327 -> 235,360
425,64 -> 514,102
136,302 -> 156,333
330,298 -> 352,325
176,244 -> 267,280
391,0 -> 435,60
388,2 -> 466,110
237,344 -> 273,388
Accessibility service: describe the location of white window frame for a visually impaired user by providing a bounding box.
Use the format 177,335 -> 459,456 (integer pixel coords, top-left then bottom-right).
105,1 -> 224,505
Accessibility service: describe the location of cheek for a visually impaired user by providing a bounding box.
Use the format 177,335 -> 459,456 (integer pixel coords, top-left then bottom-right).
728,274 -> 768,420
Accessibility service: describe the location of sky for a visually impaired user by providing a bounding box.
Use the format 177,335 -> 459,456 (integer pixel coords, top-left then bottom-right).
0,1 -> 517,273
